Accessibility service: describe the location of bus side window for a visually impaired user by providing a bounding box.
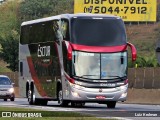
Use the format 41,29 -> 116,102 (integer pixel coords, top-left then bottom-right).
29,23 -> 45,44
29,26 -> 33,43
44,21 -> 56,42
61,19 -> 70,41
20,26 -> 30,45
20,62 -> 23,76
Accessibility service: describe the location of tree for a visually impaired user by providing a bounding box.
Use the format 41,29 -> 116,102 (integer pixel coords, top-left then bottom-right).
0,31 -> 19,72
0,0 -> 20,72
19,0 -> 57,20
19,0 -> 74,21
0,0 -> 20,37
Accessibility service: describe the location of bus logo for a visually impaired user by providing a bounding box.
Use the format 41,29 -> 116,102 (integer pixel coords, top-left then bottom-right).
37,45 -> 50,57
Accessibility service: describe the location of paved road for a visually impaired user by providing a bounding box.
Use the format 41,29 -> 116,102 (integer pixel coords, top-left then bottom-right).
0,98 -> 160,120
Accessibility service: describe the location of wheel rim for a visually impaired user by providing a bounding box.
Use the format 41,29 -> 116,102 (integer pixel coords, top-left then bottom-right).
58,90 -> 63,104
32,94 -> 35,103
28,90 -> 31,102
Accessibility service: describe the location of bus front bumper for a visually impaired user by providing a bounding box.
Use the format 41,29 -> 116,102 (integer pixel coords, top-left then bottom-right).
69,84 -> 128,102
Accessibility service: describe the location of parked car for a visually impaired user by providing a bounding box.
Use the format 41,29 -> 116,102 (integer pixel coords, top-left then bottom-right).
0,75 -> 15,101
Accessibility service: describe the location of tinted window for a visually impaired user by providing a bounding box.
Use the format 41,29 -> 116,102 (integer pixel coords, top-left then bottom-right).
20,62 -> 23,76
20,20 -> 60,44
44,21 -> 57,42
71,17 -> 126,46
20,26 -> 30,44
0,77 -> 11,85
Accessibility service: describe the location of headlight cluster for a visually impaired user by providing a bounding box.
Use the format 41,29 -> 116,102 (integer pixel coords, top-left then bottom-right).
8,88 -> 14,93
69,82 -> 85,89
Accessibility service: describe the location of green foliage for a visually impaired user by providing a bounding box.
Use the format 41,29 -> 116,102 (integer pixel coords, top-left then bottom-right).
0,0 -> 20,72
0,0 -> 20,37
19,0 -> 74,21
51,0 -> 73,15
128,55 -> 159,68
0,31 -> 19,72
20,0 -> 55,20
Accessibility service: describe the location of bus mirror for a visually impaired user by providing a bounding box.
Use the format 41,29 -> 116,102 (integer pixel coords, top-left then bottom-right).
127,42 -> 137,61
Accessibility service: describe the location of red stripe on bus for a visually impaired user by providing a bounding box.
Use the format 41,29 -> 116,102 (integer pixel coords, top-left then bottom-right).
27,57 -> 47,97
34,58 -> 53,68
71,44 -> 127,52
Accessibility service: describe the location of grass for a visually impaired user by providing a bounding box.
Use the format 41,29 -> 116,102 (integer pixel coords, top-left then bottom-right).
0,60 -> 11,72
126,22 -> 160,57
0,117 -> 106,120
0,107 -> 110,120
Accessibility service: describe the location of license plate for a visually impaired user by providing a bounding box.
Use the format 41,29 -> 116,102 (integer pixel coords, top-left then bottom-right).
96,96 -> 106,99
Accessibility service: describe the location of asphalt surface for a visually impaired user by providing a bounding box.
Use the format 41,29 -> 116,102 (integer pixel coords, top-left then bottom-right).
0,98 -> 160,120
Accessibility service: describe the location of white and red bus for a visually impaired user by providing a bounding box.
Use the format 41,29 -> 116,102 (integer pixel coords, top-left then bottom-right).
19,14 -> 136,108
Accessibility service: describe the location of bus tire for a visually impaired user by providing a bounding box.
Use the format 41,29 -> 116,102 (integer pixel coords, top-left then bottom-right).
28,82 -> 35,105
57,86 -> 68,107
26,82 -> 29,98
106,101 -> 116,108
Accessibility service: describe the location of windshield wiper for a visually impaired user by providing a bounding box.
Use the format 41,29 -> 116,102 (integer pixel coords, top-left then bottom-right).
108,76 -> 126,81
74,75 -> 99,79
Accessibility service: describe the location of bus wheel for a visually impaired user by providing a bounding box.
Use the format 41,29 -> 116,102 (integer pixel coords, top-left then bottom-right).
58,88 -> 68,107
28,90 -> 35,105
106,101 -> 116,108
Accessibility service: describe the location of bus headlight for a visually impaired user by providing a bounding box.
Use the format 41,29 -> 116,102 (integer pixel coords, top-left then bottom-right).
120,85 -> 126,90
71,91 -> 80,98
8,88 -> 14,93
75,84 -> 84,89
120,92 -> 127,98
69,82 -> 85,89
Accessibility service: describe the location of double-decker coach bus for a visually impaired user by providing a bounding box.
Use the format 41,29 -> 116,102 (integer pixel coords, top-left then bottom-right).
19,14 -> 136,108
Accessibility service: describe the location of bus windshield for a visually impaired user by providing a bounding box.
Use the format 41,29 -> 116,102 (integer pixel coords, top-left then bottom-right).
71,17 -> 126,46
72,51 -> 127,79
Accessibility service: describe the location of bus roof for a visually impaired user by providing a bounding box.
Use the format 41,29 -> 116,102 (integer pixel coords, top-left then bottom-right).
61,13 -> 120,19
21,15 -> 61,26
21,13 -> 121,26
